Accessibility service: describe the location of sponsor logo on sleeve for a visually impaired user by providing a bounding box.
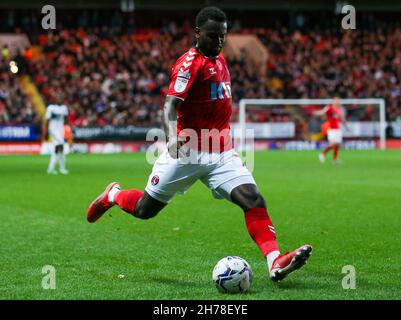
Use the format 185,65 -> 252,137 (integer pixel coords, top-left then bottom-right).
174,77 -> 189,93
177,69 -> 191,79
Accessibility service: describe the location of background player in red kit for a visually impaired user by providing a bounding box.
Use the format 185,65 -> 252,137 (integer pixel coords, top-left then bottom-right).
314,97 -> 349,164
87,7 -> 312,282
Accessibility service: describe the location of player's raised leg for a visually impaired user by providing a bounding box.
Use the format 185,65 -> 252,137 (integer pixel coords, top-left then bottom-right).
114,189 -> 166,219
87,183 -> 166,223
87,184 -> 167,222
230,184 -> 312,282
86,147 -> 197,223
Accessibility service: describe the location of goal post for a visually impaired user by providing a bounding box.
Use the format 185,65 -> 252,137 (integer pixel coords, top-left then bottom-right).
238,98 -> 386,151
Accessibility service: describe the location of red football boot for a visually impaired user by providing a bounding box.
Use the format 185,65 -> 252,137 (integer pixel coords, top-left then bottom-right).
269,244 -> 312,282
87,182 -> 120,223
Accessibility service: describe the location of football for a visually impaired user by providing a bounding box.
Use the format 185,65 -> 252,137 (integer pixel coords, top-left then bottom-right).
212,256 -> 253,293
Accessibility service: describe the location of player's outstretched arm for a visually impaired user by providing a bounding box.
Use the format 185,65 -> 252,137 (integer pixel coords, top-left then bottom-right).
313,109 -> 326,117
163,95 -> 185,158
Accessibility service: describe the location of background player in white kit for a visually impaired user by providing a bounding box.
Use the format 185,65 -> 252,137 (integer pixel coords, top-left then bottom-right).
44,99 -> 70,175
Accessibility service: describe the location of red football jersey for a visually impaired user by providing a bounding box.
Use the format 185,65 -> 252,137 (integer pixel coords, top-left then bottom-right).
324,104 -> 342,129
167,47 -> 233,153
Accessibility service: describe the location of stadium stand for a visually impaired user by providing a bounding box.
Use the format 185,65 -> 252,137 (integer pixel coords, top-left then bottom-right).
0,56 -> 41,127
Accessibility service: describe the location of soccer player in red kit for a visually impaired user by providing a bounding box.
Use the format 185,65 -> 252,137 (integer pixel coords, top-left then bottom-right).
87,7 -> 312,282
314,97 -> 349,164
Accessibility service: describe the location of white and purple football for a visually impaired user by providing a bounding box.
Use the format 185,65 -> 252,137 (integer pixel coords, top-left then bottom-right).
212,256 -> 253,293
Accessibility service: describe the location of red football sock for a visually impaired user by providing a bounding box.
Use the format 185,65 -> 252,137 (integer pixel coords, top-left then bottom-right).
245,208 -> 279,256
114,189 -> 143,215
322,145 -> 333,155
333,145 -> 340,160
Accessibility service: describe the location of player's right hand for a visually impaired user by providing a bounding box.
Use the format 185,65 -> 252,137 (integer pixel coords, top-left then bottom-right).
167,138 -> 187,159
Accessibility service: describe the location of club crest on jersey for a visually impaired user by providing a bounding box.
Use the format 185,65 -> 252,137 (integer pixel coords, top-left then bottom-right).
178,69 -> 191,79
151,175 -> 160,186
174,77 -> 189,93
209,67 -> 216,75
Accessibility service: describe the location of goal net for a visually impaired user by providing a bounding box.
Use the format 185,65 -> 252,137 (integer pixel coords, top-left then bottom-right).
233,98 -> 386,152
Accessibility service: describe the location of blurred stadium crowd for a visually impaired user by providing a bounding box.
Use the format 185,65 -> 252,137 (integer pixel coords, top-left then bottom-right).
0,54 -> 42,126
1,10 -> 401,130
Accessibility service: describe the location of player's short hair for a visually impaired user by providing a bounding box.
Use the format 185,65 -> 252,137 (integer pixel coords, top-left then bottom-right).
195,6 -> 227,28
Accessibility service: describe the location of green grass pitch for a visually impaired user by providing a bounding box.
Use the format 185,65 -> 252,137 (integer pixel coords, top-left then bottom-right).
0,150 -> 400,300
